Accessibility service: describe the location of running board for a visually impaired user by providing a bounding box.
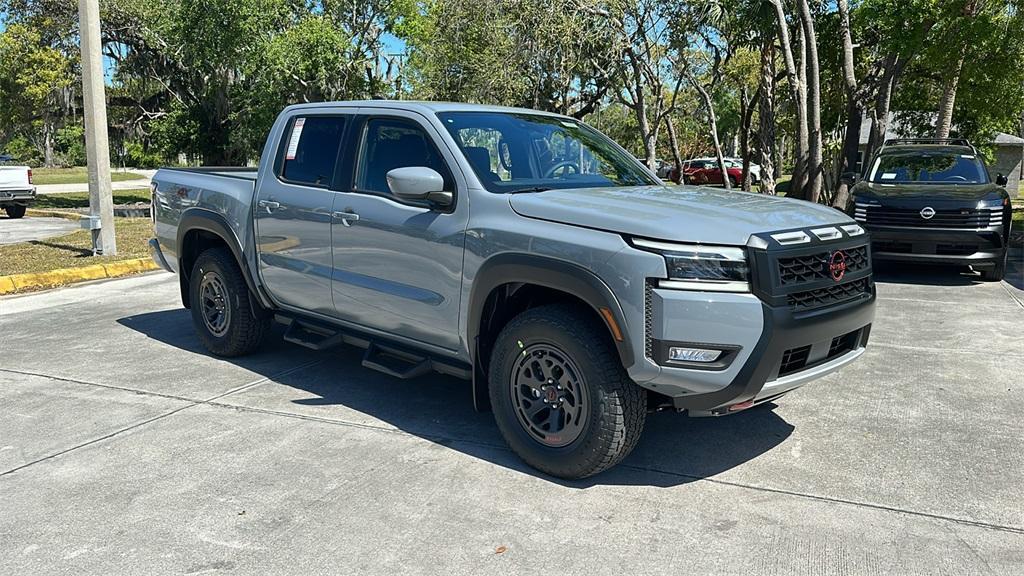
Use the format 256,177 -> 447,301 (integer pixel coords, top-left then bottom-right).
361,342 -> 432,380
282,320 -> 343,351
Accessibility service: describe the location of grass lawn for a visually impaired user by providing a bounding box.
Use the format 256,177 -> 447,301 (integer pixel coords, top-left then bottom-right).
0,217 -> 151,276
32,167 -> 146,186
33,189 -> 150,210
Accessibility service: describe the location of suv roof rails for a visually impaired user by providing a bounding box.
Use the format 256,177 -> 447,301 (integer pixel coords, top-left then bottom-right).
883,138 -> 973,148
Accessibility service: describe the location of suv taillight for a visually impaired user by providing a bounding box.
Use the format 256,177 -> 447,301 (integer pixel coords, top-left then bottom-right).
27,169 -> 32,185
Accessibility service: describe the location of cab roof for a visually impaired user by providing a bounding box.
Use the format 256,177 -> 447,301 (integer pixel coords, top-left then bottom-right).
283,100 -> 571,119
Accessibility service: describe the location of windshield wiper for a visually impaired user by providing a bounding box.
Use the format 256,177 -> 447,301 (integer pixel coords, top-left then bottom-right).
509,186 -> 554,194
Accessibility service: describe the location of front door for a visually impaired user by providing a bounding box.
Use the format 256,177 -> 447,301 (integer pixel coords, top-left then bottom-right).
254,114 -> 348,316
330,113 -> 468,351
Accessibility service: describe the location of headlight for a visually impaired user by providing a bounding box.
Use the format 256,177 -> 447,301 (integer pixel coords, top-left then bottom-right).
633,239 -> 750,293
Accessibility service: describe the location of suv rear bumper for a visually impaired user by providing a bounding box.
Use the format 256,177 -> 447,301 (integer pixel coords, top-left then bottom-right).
867,225 -> 1007,267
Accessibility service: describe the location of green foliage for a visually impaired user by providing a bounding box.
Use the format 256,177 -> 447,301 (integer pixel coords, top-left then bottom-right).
55,124 -> 86,167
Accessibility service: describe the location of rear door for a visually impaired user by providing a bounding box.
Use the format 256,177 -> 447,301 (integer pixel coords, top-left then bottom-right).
328,109 -> 469,351
254,112 -> 350,316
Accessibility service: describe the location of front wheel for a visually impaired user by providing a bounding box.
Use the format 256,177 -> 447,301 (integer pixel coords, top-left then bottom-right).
189,247 -> 271,357
488,304 -> 646,479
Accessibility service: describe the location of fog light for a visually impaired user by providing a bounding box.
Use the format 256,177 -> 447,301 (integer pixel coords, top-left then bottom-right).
668,347 -> 722,363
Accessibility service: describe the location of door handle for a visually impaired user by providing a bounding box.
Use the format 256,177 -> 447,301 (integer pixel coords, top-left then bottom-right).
333,210 -> 360,226
258,200 -> 281,213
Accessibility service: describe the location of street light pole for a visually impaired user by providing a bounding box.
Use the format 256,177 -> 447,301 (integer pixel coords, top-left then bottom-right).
78,0 -> 117,255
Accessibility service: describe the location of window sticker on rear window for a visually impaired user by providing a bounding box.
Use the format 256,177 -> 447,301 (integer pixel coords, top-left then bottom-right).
880,172 -> 897,180
285,118 -> 306,160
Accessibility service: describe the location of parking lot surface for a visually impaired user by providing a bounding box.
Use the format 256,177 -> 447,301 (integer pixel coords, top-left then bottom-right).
1,265 -> 1022,575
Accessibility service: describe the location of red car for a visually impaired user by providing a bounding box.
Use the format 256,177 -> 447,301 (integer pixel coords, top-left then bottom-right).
680,159 -> 743,186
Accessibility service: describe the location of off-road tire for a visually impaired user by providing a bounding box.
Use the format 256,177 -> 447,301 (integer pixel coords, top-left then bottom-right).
980,250 -> 1008,282
488,304 -> 646,479
5,204 -> 26,219
189,247 -> 270,357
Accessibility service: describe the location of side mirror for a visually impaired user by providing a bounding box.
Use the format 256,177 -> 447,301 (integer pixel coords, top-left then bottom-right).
841,171 -> 859,184
995,173 -> 1008,187
386,166 -> 452,207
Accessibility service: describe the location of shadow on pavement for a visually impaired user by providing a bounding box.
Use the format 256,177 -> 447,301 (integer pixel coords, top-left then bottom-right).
119,308 -> 792,488
872,261 -> 987,286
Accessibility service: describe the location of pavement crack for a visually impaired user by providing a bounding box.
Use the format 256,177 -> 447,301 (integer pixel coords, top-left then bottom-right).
0,359 -> 325,478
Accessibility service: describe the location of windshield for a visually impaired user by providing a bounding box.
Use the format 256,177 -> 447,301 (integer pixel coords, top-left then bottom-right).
868,152 -> 989,184
437,111 -> 657,193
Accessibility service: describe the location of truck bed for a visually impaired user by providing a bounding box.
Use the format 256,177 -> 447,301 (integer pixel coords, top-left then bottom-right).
159,167 -> 258,181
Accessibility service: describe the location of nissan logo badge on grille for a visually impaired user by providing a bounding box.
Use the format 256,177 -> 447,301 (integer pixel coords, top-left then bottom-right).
920,206 -> 936,219
829,251 -> 848,282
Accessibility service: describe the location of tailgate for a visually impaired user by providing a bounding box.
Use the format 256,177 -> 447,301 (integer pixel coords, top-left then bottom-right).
0,166 -> 31,190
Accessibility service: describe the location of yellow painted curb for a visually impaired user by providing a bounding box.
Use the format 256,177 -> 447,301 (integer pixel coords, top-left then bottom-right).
26,209 -> 83,221
0,258 -> 160,295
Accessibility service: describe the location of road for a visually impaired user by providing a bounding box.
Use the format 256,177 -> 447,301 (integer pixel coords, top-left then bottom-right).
0,215 -> 79,245
0,266 -> 1022,575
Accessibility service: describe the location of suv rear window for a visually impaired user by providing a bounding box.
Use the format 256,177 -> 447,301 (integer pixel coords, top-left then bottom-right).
280,116 -> 346,187
868,152 -> 988,184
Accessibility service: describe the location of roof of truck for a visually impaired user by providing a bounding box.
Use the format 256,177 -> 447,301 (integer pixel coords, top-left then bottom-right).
284,100 -> 570,118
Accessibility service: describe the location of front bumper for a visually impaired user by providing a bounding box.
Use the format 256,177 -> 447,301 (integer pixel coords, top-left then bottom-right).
0,188 -> 36,204
867,225 -> 1007,267
148,238 -> 174,273
627,228 -> 875,414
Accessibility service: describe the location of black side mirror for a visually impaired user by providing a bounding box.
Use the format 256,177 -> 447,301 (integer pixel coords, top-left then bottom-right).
995,173 -> 1008,187
841,171 -> 859,185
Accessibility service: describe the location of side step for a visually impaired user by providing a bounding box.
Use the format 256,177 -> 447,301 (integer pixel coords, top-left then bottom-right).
282,320 -> 343,351
361,342 -> 432,380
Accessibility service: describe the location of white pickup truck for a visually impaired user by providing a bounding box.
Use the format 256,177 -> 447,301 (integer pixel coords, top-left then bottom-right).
0,166 -> 35,219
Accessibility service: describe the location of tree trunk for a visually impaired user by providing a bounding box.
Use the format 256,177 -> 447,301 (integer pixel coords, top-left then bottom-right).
935,55 -> 965,139
798,0 -> 822,202
832,0 -> 860,209
688,70 -> 731,190
665,116 -> 683,183
43,116 -> 55,168
866,54 -> 900,162
739,87 -> 753,191
793,22 -> 810,198
757,39 -> 778,195
769,0 -> 807,198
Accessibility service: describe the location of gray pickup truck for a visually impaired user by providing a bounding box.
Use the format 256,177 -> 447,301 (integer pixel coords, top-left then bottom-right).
150,101 -> 875,479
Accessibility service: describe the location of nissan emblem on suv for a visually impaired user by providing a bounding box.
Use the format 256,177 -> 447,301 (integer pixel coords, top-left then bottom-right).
920,206 -> 936,219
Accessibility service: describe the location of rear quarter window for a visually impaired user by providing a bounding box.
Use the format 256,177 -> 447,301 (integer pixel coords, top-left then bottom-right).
279,116 -> 346,187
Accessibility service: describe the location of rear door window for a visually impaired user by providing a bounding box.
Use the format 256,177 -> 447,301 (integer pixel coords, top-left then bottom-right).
280,116 -> 346,187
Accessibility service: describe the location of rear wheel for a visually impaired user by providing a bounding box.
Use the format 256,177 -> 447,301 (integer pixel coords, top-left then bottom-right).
488,304 -> 646,479
189,247 -> 270,357
4,204 -> 26,219
728,175 -> 739,188
980,250 -> 1008,282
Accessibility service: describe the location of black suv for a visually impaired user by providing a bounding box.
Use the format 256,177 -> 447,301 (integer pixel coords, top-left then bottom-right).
847,139 -> 1013,281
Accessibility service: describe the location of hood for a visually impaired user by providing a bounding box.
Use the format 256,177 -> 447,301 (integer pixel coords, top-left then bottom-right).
852,182 -> 1005,203
508,185 -> 852,246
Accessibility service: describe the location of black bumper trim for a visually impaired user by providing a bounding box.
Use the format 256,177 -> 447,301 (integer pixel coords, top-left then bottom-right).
672,290 -> 876,412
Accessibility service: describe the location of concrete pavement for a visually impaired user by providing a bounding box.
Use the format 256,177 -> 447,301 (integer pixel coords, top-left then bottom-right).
0,267 -> 1022,575
0,215 -> 78,245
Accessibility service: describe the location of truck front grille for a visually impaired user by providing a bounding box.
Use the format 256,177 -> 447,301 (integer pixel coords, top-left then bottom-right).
788,278 -> 870,310
777,245 -> 869,285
